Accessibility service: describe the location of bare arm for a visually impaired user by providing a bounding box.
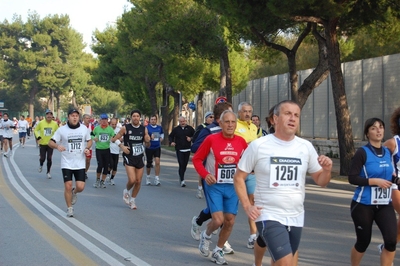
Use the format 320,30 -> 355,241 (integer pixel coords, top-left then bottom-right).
311,155 -> 333,187
234,168 -> 261,220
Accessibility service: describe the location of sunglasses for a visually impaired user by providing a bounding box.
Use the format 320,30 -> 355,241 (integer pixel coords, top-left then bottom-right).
208,116 -> 214,118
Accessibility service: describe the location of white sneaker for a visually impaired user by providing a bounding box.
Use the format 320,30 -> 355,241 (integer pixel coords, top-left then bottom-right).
181,180 -> 186,187
66,207 -> 74,217
146,176 -> 151,185
247,238 -> 255,249
71,188 -> 77,205
106,175 -> 111,184
154,177 -> 160,186
100,180 -> 106,188
211,249 -> 227,265
196,188 -> 203,199
38,166 -> 42,173
110,179 -> 115,185
47,173 -> 52,179
199,231 -> 211,257
93,179 -> 100,188
123,189 -> 130,205
223,241 -> 234,254
129,199 -> 137,210
212,227 -> 219,235
191,216 -> 201,240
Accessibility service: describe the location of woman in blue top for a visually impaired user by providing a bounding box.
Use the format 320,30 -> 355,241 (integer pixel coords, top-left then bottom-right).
349,117 -> 397,266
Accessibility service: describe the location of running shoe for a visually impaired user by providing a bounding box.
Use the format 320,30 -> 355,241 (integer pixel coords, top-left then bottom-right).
129,199 -> 137,210
71,188 -> 77,205
191,216 -> 201,240
247,238 -> 255,249
47,173 -> 52,179
106,175 -> 111,184
212,227 -> 219,235
66,207 -> 74,217
110,179 -> 115,186
123,189 -> 130,205
211,249 -> 227,265
199,231 -> 211,257
196,188 -> 203,199
378,243 -> 384,255
146,176 -> 151,185
38,166 -> 42,173
181,180 -> 186,187
223,241 -> 234,254
93,179 -> 100,188
100,180 -> 106,188
3,153 -> 8,158
85,173 -> 88,180
154,177 -> 160,186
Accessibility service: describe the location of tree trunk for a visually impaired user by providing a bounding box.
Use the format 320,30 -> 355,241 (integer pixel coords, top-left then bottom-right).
220,46 -> 232,103
324,18 -> 355,175
29,87 -> 38,118
71,90 -> 78,109
196,91 -> 204,127
145,76 -> 158,116
160,85 -> 170,145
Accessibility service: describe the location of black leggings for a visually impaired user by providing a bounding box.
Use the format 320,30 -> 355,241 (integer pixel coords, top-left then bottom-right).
350,200 -> 397,252
109,153 -> 119,172
176,150 -> 190,181
39,145 -> 54,173
96,148 -> 110,175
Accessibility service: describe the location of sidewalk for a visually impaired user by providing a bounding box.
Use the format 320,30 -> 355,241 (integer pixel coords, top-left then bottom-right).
161,149 -> 354,191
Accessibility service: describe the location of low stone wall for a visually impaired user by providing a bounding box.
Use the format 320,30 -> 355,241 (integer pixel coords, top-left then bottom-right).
307,139 -> 367,159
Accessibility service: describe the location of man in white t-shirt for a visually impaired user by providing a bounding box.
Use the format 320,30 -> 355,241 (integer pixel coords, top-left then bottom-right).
234,100 -> 332,266
18,115 -> 30,148
49,109 -> 92,217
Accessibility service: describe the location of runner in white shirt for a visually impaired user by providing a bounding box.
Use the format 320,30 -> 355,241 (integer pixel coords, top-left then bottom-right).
234,100 -> 332,266
18,115 -> 30,148
1,113 -> 16,157
107,118 -> 121,185
49,109 -> 92,217
0,113 -> 4,152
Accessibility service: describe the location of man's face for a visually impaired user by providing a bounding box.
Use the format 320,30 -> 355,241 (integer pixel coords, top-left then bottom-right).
100,118 -> 108,126
3,114 -> 8,120
110,119 -> 117,129
205,115 -> 214,124
178,117 -> 187,127
131,113 -> 141,125
68,113 -> 80,125
274,103 -> 300,136
83,116 -> 91,125
150,116 -> 157,126
20,116 -> 24,120
238,105 -> 252,122
45,113 -> 53,121
251,116 -> 260,127
220,112 -> 237,136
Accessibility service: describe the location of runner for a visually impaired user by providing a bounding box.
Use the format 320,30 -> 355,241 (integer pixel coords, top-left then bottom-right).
235,102 -> 260,249
234,100 -> 332,266
0,113 -> 4,153
26,115 -> 32,138
34,109 -> 59,178
194,110 -> 247,265
82,114 -> 94,179
1,113 -> 16,158
48,109 -> 92,217
145,115 -> 164,186
92,113 -> 114,188
192,111 -> 214,198
112,109 -> 150,209
349,117 -> 396,266
18,115 -> 29,148
251,115 -> 268,136
168,116 -> 195,187
107,118 -> 121,186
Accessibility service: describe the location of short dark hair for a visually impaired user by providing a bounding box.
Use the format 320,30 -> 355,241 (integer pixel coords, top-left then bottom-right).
364,117 -> 385,138
130,109 -> 141,117
390,107 -> 400,136
213,102 -> 233,120
251,115 -> 260,120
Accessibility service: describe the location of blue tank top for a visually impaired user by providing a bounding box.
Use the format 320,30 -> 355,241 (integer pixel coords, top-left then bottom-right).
352,145 -> 393,205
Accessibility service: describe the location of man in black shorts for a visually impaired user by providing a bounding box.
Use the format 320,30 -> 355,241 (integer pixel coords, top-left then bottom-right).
145,115 -> 164,186
112,109 -> 150,210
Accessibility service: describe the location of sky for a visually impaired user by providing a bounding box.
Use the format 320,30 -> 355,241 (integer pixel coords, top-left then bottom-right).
0,0 -> 132,53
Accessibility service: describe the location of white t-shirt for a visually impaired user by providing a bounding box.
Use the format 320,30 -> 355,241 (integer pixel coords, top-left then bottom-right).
2,119 -> 15,138
0,118 -> 3,135
237,134 -> 321,227
51,124 -> 91,169
18,120 -> 29,133
110,127 -> 121,154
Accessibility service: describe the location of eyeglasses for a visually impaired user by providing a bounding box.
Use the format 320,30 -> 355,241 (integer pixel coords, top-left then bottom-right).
208,116 -> 214,118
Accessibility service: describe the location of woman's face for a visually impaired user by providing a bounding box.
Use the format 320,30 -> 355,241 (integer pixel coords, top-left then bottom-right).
367,121 -> 384,142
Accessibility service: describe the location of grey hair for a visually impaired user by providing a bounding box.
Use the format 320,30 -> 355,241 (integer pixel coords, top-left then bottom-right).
220,110 -> 237,122
83,114 -> 91,119
238,102 -> 252,112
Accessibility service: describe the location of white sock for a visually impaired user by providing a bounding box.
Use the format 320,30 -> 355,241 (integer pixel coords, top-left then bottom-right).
213,246 -> 223,253
198,186 -> 203,190
249,234 -> 257,241
155,176 -> 159,179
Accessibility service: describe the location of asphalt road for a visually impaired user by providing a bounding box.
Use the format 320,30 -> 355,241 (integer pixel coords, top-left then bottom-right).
0,135 -> 398,266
